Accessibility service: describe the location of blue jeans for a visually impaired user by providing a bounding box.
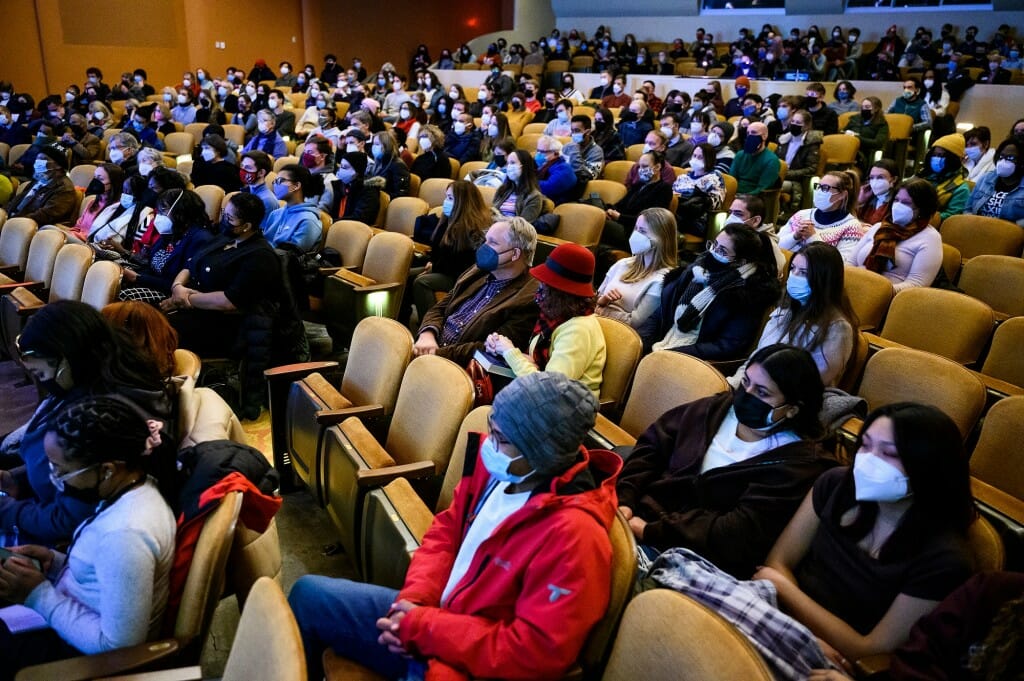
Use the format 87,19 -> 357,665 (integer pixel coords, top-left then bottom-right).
288,575 -> 426,681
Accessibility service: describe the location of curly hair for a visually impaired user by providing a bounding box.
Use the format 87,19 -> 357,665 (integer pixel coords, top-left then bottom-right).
50,395 -> 152,468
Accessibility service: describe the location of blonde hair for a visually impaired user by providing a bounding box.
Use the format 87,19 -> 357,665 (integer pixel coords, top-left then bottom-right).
620,207 -> 678,282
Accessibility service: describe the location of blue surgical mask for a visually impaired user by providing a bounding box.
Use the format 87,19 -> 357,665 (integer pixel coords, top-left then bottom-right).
441,197 -> 454,217
119,194 -> 135,209
534,152 -> 547,167
837,90 -> 850,101
786,273 -> 812,303
480,437 -> 534,484
476,243 -> 511,271
571,132 -> 584,145
929,156 -> 946,174
776,107 -> 789,121
709,248 -> 732,265
742,104 -> 756,117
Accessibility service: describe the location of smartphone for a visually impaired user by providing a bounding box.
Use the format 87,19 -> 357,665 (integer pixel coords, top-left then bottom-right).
0,547 -> 42,571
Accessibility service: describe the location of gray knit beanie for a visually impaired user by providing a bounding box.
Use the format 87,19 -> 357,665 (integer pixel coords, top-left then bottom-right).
491,372 -> 598,475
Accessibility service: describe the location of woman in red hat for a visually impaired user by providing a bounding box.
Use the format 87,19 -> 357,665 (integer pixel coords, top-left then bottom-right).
486,243 -> 606,397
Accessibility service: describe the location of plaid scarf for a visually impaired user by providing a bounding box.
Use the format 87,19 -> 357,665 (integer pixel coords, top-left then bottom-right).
863,218 -> 926,273
530,313 -> 564,370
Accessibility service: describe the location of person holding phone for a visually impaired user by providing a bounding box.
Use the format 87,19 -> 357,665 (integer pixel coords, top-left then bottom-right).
0,396 -> 175,676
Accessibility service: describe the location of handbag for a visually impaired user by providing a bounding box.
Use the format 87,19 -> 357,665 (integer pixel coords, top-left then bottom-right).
467,359 -> 494,407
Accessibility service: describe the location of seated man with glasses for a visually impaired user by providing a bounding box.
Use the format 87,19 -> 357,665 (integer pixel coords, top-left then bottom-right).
645,223 -> 780,360
289,371 -> 621,681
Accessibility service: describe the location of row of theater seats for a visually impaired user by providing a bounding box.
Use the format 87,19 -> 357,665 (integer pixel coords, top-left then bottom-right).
265,316 -> 1020,680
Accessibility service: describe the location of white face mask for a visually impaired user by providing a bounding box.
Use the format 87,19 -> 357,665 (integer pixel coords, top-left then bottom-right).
996,159 -> 1017,178
336,166 -> 357,184
138,162 -> 154,177
33,158 -> 50,175
245,86 -> 257,97
488,124 -> 499,137
708,132 -> 722,147
268,98 -> 279,109
891,201 -> 915,226
641,144 -> 652,154
258,122 -> 273,134
345,142 -> 360,153
690,122 -> 703,134
109,148 -> 124,164
177,94 -> 188,105
153,214 -> 174,235
853,452 -> 909,503
628,230 -> 652,255
813,187 -> 836,211
659,126 -> 674,139
201,148 -> 216,162
689,157 -> 704,172
869,178 -> 891,197
280,66 -> 290,75
453,121 -> 467,135
418,137 -> 432,151
923,79 -> 935,89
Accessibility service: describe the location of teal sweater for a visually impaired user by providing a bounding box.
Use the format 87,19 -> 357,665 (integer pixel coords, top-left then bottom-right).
730,149 -> 781,194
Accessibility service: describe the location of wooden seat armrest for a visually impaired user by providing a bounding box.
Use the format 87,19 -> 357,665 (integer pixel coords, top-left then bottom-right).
353,281 -> 401,293
318,266 -> 345,277
89,665 -> 202,680
8,286 -> 45,313
412,242 -> 431,257
537,234 -> 572,248
971,478 -> 1024,525
0,279 -> 42,295
263,360 -> 340,383
855,653 -> 892,679
331,268 -> 377,288
975,372 -> 1024,399
315,404 -> 385,425
14,638 -> 181,681
592,414 -> 637,448
356,460 -> 435,488
863,332 -> 903,353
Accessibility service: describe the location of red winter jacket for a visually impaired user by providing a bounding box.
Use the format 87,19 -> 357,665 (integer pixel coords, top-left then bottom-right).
396,443 -> 621,681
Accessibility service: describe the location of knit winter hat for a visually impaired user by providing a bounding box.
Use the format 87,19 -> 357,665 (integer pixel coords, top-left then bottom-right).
491,372 -> 597,476
735,76 -> 751,88
931,133 -> 965,159
337,150 -> 368,176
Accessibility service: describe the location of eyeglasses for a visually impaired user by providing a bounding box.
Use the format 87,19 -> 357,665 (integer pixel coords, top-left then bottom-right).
814,182 -> 841,194
706,240 -> 734,259
48,461 -> 98,492
272,177 -> 295,185
998,155 -> 1017,163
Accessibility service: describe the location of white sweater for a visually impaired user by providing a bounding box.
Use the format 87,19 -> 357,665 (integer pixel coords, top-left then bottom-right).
25,479 -> 176,654
845,224 -> 943,293
596,258 -> 668,331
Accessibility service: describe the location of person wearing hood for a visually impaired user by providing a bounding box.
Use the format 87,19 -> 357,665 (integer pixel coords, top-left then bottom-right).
8,142 -> 77,226
261,164 -> 323,253
290,370 -> 621,681
327,151 -> 380,225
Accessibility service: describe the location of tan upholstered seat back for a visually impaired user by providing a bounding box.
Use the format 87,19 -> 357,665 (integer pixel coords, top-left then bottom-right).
385,354 -> 474,473
361,231 -> 414,287
324,220 -> 373,270
879,287 -> 995,365
603,589 -> 773,681
163,132 -> 195,157
602,161 -> 634,185
80,260 -> 122,310
48,243 -> 93,303
417,178 -> 453,209
223,577 -> 305,681
981,317 -> 1024,389
584,180 -> 628,206
178,376 -> 247,448
341,316 -> 413,414
620,351 -> 729,438
940,215 -> 1024,260
68,164 -> 97,189
173,348 -> 202,380
843,266 -> 893,331
384,196 -> 429,237
228,518 -> 283,610
553,202 -> 605,247
857,347 -> 986,440
820,133 -> 860,172
0,217 -> 37,270
23,229 -> 65,288
959,255 -> 1024,318
596,316 -> 642,413
970,396 -> 1024,501
194,184 -> 226,223
967,516 -> 1005,573
175,492 -> 242,645
436,406 -> 491,512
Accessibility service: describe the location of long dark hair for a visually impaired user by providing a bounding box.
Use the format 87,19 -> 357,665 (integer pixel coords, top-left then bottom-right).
746,343 -> 824,439
18,300 -> 164,394
494,149 -> 540,207
837,402 -> 975,558
722,222 -> 779,281
157,188 -> 211,238
779,242 -> 858,356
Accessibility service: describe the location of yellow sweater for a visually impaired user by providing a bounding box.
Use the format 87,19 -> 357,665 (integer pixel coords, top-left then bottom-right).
503,315 -> 606,398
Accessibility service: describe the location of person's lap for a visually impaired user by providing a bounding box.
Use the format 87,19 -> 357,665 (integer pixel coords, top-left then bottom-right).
288,575 -> 412,680
0,621 -> 81,681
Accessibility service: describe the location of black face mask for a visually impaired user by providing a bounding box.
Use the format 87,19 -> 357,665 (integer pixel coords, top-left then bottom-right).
61,477 -> 103,505
733,389 -> 788,431
788,123 -> 803,136
492,155 -> 506,168
618,110 -> 637,122
85,178 -> 106,196
861,109 -> 873,121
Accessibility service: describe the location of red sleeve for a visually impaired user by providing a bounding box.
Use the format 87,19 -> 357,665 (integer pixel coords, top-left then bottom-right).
398,510 -> 612,680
